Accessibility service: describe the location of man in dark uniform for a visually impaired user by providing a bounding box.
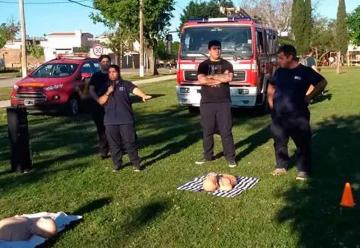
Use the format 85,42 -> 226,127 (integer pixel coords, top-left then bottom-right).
98,65 -> 152,172
267,45 -> 327,180
89,55 -> 111,159
196,40 -> 237,168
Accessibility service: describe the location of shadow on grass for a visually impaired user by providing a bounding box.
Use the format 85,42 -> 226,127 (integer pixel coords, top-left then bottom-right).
120,199 -> 171,239
40,197 -> 113,248
310,90 -> 332,105
276,115 -> 360,247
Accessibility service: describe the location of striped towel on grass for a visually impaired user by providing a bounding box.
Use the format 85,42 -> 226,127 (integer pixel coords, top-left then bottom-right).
177,175 -> 259,198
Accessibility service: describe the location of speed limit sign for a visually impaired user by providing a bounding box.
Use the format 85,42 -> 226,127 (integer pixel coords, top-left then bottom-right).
93,45 -> 104,56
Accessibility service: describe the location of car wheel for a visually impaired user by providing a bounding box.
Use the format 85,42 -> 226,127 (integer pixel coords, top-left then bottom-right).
68,96 -> 79,116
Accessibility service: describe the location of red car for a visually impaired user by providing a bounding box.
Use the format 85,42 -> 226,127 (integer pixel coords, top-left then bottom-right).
11,56 -> 99,115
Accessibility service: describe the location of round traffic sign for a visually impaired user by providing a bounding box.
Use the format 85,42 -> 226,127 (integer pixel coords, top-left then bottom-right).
93,45 -> 104,56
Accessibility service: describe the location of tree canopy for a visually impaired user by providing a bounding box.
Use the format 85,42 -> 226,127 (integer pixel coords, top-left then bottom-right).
347,5 -> 360,46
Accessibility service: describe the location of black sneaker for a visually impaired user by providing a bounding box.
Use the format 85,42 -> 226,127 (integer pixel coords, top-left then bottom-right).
195,157 -> 214,165
101,154 -> 111,160
228,160 -> 237,168
296,171 -> 309,181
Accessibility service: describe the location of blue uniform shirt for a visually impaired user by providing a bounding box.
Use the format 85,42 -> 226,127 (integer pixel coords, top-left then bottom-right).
270,64 -> 324,115
104,80 -> 137,125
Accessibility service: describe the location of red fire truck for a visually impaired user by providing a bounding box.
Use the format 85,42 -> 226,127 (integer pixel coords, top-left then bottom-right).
176,13 -> 278,112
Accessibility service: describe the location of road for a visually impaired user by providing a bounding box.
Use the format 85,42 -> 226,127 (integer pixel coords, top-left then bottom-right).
0,77 -> 19,88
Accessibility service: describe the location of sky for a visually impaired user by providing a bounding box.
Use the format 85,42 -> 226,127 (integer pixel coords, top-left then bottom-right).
0,0 -> 359,39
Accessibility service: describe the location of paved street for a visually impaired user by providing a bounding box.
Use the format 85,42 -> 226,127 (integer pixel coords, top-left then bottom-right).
0,77 -> 19,88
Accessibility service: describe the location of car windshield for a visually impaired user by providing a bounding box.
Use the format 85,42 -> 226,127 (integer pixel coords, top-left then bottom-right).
181,26 -> 253,59
31,63 -> 78,78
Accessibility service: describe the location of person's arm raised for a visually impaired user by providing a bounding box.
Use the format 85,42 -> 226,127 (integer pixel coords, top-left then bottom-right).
132,87 -> 152,102
98,84 -> 114,106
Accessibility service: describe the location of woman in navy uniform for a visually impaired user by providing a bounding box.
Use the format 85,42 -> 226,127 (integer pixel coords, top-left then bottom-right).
98,65 -> 152,172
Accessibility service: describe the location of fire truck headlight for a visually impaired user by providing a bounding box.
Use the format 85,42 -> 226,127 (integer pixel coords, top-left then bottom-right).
238,89 -> 249,95
180,87 -> 190,94
13,84 -> 19,91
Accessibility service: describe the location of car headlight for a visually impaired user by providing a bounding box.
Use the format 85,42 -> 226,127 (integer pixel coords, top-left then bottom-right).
13,84 -> 19,91
44,84 -> 63,91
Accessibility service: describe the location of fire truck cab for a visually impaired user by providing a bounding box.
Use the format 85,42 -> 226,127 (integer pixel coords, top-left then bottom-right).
176,13 -> 278,111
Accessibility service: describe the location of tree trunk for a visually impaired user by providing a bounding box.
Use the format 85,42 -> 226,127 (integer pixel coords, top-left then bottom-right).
147,47 -> 158,76
119,44 -> 123,69
336,51 -> 341,74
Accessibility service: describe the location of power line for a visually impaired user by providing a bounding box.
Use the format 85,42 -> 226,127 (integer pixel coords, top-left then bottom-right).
67,0 -> 94,9
0,0 -> 91,5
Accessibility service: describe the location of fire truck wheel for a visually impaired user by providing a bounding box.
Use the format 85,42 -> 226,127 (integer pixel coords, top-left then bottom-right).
188,106 -> 199,114
67,95 -> 80,116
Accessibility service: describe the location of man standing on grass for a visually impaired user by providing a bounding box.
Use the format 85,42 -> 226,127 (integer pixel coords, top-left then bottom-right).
267,45 -> 327,180
196,40 -> 237,168
89,55 -> 111,159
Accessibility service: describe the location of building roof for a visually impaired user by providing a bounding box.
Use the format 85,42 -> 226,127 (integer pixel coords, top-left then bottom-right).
48,32 -> 76,36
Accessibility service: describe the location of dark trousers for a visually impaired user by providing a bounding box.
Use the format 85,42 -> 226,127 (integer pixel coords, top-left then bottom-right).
270,111 -> 312,173
91,103 -> 109,157
105,124 -> 141,169
200,102 -> 236,161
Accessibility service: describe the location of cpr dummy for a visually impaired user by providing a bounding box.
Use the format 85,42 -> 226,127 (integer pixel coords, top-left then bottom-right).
0,216 -> 57,241
202,172 -> 237,192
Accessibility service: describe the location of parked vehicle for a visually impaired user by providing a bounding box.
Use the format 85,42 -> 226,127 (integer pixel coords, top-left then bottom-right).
10,55 -> 99,115
0,59 -> 5,71
176,12 -> 278,112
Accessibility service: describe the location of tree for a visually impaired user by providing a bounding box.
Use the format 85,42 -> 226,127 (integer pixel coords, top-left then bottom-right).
311,17 -> 336,62
92,0 -> 174,75
292,0 -> 307,54
26,44 -> 44,59
303,0 -> 313,51
179,0 -> 233,32
335,0 -> 349,73
347,6 -> 360,46
240,0 -> 293,33
0,20 -> 19,49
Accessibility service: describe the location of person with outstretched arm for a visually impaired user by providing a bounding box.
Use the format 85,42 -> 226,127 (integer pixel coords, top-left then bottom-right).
195,40 -> 237,168
98,65 -> 152,172
267,45 -> 327,180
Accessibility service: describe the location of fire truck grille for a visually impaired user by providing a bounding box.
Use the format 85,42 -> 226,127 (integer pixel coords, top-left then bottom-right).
184,70 -> 198,81
233,71 -> 246,81
184,70 -> 246,82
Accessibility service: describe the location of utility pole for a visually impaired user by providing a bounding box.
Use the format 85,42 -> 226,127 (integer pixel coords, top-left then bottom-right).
139,0 -> 145,77
19,0 -> 27,78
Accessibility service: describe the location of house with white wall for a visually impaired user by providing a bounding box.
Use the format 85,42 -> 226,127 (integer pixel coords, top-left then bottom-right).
41,30 -> 93,61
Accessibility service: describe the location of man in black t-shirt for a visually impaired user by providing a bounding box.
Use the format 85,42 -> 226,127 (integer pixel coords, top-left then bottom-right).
89,55 -> 111,159
267,45 -> 327,180
196,40 -> 236,168
98,65 -> 152,172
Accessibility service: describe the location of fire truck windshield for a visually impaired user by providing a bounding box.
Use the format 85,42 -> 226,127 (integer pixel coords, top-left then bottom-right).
181,26 -> 253,59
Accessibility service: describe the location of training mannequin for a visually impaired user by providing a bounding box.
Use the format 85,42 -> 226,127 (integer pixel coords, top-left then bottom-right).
202,172 -> 237,192
0,215 -> 57,241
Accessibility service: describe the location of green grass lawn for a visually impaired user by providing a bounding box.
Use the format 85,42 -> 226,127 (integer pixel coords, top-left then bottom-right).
1,69 -> 360,247
0,87 -> 11,101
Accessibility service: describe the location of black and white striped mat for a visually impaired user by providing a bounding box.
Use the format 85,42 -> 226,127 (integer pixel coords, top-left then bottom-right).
177,175 -> 259,198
